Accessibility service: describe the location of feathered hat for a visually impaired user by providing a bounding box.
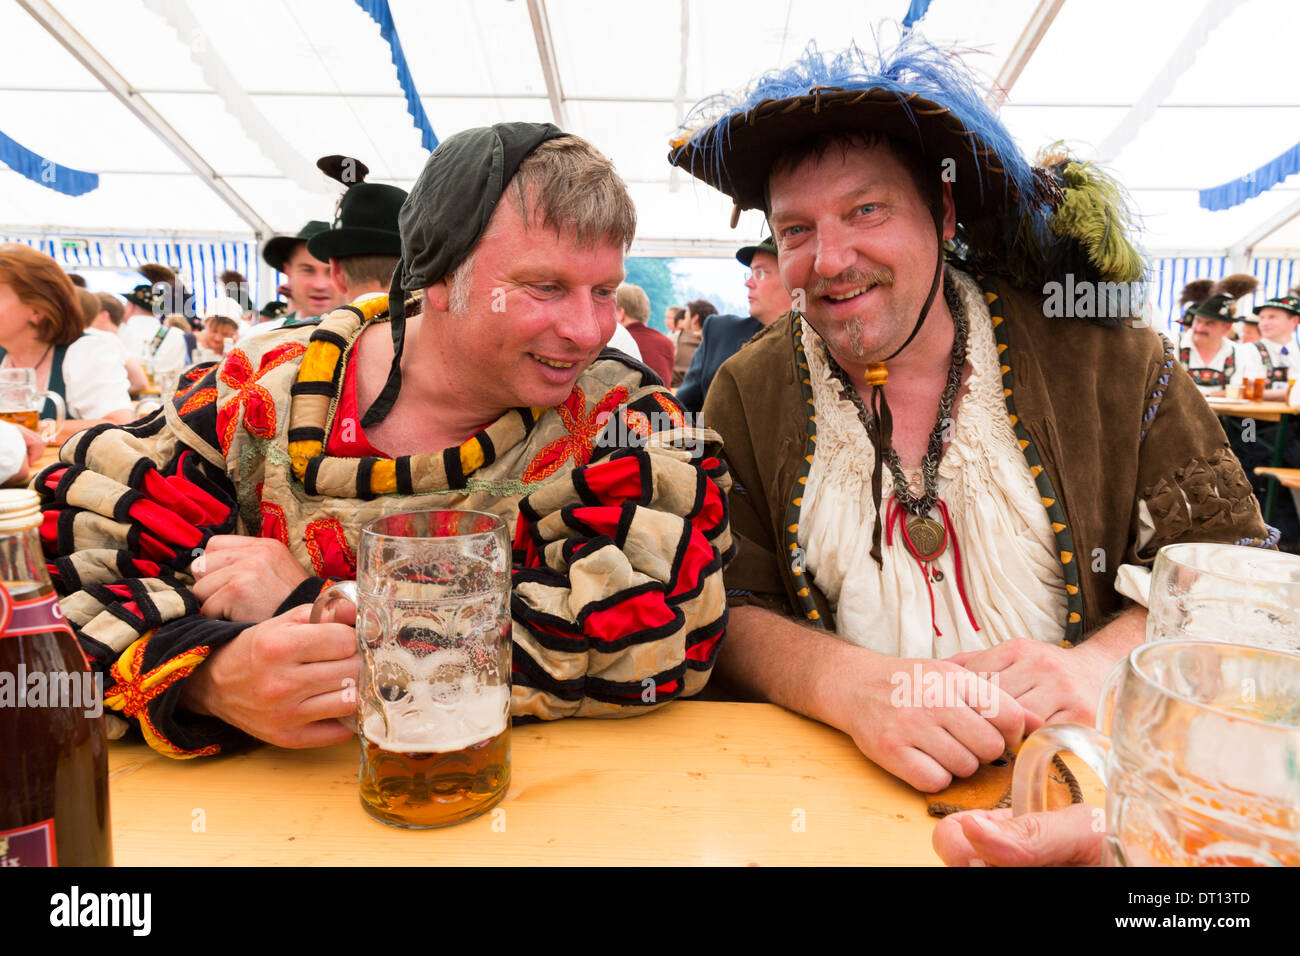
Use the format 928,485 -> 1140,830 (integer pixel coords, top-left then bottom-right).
1251,283 -> 1300,320
136,262 -> 194,318
307,155 -> 406,262
667,35 -> 1143,301
667,33 -> 1144,566
1189,273 -> 1258,323
1178,278 -> 1215,327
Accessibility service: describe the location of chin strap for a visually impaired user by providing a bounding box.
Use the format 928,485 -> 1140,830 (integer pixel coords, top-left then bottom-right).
865,212 -> 945,566
360,263 -> 408,428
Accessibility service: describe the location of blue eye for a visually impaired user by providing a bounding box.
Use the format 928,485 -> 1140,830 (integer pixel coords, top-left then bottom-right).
858,203 -> 878,215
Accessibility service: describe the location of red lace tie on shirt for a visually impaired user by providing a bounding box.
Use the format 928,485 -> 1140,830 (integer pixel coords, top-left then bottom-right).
884,496 -> 981,639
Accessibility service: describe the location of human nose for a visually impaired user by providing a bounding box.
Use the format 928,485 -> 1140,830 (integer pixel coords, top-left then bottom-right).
556,294 -> 606,351
812,220 -> 855,279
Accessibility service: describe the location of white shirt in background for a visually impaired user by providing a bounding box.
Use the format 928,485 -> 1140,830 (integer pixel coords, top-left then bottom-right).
60,335 -> 133,419
0,421 -> 27,484
606,322 -> 642,363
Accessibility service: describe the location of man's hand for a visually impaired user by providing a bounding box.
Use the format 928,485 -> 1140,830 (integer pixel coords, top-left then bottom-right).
948,610 -> 1144,726
828,653 -> 1040,793
179,603 -> 359,748
947,638 -> 1105,727
932,805 -> 1104,866
192,535 -> 311,622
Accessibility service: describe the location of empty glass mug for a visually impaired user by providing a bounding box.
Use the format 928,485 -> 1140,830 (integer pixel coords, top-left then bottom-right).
1013,640 -> 1300,866
312,510 -> 512,829
1147,542 -> 1300,654
0,367 -> 65,441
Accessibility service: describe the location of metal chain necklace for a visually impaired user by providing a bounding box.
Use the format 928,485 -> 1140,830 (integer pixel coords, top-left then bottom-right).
826,272 -> 968,566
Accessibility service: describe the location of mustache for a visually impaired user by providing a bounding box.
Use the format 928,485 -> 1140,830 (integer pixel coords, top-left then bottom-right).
808,268 -> 894,298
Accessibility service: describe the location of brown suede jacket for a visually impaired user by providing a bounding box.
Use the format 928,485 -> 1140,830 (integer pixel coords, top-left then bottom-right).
702,272 -> 1270,644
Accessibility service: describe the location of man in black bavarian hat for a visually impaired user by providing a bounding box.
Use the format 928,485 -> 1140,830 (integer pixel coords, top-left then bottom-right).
36,124 -> 732,758
291,156 -> 406,327
251,220 -> 343,335
670,36 -> 1269,793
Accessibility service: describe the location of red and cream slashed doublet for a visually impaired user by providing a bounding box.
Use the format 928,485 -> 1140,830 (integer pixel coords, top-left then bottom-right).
36,301 -> 734,756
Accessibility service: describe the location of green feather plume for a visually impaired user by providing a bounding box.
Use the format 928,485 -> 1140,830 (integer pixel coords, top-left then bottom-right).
1048,156 -> 1143,284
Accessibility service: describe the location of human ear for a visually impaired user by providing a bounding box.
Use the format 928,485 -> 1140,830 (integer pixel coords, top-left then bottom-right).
939,180 -> 957,241
425,280 -> 451,314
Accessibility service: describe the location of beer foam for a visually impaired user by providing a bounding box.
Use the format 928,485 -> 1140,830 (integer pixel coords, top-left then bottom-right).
362,678 -> 509,754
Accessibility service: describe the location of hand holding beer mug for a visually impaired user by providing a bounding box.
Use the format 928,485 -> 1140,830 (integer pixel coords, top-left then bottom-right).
312,510 -> 511,829
0,367 -> 64,443
1147,542 -> 1300,653
1013,641 -> 1300,866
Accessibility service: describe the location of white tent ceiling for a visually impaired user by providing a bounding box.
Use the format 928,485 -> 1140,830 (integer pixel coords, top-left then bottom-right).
2,0 -> 1299,257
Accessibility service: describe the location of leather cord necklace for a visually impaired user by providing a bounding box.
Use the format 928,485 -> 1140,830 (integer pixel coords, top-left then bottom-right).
823,271 -> 981,636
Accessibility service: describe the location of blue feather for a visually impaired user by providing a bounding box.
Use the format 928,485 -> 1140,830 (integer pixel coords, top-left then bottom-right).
674,31 -> 1043,225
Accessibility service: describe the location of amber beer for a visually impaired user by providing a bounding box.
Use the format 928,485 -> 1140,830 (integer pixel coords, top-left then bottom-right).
0,491 -> 111,866
0,408 -> 39,431
359,726 -> 510,828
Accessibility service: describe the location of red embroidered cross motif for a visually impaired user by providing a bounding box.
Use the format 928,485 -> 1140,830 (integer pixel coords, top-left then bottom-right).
304,518 -> 357,578
521,386 -> 630,484
216,343 -> 307,455
259,501 -> 289,546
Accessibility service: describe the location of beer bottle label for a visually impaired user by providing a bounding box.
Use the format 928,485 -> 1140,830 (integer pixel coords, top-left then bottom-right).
0,819 -> 57,866
0,585 -> 75,641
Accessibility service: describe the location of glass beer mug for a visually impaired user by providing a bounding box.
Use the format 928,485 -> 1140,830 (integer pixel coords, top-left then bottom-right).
312,510 -> 512,829
0,367 -> 65,442
1013,640 -> 1300,866
1146,542 -> 1300,654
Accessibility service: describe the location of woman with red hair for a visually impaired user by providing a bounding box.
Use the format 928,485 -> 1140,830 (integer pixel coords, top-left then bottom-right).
0,244 -> 133,442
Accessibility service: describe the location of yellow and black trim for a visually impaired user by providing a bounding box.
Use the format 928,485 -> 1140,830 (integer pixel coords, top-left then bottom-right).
978,274 -> 1085,644
787,317 -> 824,627
285,294 -> 548,498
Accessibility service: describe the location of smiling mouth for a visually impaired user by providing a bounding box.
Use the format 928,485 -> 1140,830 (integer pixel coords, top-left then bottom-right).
824,284 -> 877,302
531,354 -> 577,369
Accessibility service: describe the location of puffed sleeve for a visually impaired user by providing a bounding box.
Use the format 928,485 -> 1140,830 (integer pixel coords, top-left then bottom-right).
34,363 -> 253,757
508,386 -> 734,719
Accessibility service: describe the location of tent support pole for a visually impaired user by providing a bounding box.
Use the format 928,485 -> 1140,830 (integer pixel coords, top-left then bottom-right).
17,0 -> 273,240
988,0 -> 1065,110
526,0 -> 569,130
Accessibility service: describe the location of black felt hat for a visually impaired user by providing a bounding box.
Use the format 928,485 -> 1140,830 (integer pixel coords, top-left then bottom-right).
123,284 -> 158,311
262,221 -> 330,272
307,182 -> 406,261
259,300 -> 288,320
736,235 -> 777,268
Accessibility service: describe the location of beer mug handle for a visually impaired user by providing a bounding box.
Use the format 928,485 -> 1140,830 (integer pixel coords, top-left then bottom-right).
39,390 -> 65,442
310,581 -> 359,734
1011,723 -> 1111,816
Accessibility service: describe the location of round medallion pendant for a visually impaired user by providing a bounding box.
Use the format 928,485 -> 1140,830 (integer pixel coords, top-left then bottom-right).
903,516 -> 947,562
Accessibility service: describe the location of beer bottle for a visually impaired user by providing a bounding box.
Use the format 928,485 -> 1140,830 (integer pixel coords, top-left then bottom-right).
0,489 -> 111,866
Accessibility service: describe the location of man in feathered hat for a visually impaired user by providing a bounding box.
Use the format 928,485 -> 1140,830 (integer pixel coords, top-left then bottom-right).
34,124 -> 733,758
669,36 -> 1270,793
1179,274 -> 1265,395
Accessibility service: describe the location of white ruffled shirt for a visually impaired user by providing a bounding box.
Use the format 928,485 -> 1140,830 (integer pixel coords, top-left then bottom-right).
796,268 -> 1068,658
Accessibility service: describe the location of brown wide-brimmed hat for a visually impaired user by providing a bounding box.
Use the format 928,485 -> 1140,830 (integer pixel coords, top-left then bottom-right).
668,36 -> 1144,295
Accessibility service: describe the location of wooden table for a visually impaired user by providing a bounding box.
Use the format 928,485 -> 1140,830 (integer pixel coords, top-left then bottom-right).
1206,398 -> 1297,521
106,701 -> 1102,866
1256,466 -> 1300,490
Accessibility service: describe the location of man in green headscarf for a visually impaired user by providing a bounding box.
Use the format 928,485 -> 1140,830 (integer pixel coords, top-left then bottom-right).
36,124 -> 733,758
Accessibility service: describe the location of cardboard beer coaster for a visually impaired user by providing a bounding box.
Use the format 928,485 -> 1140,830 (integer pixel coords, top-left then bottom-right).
924,744 -> 1083,818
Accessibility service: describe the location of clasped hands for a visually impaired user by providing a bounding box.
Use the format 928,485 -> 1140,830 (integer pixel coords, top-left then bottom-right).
836,637 -> 1112,794
182,536 -> 360,749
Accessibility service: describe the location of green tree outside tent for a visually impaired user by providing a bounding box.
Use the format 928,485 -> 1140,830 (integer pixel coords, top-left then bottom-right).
624,258 -> 676,333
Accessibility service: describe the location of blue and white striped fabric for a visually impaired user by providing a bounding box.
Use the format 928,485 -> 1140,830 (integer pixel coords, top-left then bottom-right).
0,234 -> 263,316
1149,256 -> 1300,332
